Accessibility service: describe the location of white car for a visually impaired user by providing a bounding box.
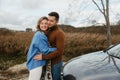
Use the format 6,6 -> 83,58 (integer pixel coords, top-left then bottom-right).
63,43 -> 120,80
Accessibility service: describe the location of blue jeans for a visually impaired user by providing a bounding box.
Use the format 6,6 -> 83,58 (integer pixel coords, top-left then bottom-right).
51,61 -> 62,80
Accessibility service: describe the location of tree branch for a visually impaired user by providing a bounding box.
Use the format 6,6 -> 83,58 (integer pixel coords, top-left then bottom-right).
111,57 -> 120,73
101,0 -> 106,15
92,0 -> 104,15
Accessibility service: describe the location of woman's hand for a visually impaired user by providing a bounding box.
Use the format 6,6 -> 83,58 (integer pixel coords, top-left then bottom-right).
34,52 -> 43,60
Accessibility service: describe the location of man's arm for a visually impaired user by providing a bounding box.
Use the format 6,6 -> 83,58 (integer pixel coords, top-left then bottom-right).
43,31 -> 65,60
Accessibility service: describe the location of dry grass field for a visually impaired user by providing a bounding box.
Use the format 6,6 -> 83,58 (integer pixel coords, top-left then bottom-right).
0,25 -> 120,79
0,25 -> 120,70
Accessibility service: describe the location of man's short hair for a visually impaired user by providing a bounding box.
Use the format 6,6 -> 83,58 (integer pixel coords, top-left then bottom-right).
48,12 -> 59,21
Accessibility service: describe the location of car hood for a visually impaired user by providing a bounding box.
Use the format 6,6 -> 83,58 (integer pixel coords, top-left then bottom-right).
63,51 -> 120,80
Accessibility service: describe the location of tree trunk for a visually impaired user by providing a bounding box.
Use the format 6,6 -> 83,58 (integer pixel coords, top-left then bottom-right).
92,0 -> 112,46
106,0 -> 112,46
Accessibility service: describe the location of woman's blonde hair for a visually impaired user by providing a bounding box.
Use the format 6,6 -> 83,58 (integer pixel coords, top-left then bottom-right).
36,16 -> 48,30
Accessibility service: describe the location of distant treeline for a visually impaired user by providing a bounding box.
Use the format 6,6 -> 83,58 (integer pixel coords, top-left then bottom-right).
1,24 -> 120,34
59,24 -> 120,34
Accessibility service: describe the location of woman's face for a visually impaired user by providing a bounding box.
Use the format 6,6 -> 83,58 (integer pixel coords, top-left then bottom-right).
39,19 -> 48,31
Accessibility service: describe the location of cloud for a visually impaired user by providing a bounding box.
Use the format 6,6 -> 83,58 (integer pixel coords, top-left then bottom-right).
0,0 -> 70,27
0,0 -> 120,30
0,11 -> 21,25
62,0 -> 120,26
0,24 -> 24,31
21,0 -> 45,10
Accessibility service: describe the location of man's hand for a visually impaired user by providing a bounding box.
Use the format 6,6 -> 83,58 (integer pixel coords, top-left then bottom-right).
34,52 -> 43,60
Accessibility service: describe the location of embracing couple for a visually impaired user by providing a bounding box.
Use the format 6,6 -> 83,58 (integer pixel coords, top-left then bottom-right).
26,12 -> 65,80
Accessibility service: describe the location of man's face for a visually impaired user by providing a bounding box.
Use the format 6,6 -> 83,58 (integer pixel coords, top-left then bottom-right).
48,16 -> 58,28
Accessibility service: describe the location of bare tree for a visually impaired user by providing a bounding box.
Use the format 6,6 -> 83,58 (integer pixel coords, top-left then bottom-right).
116,20 -> 120,25
115,13 -> 120,25
63,0 -> 90,25
92,0 -> 111,46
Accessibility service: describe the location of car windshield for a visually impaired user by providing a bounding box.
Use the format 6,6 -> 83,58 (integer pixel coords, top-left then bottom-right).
102,43 -> 120,73
106,43 -> 120,59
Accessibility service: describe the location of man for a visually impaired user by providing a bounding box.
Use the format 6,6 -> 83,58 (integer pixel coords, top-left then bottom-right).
34,12 -> 65,80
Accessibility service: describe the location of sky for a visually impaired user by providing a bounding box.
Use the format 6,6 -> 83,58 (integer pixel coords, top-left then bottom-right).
0,0 -> 120,31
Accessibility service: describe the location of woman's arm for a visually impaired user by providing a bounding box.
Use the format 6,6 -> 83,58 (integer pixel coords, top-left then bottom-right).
33,32 -> 56,54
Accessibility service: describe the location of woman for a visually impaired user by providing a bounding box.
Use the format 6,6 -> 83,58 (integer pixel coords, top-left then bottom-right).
26,16 -> 56,80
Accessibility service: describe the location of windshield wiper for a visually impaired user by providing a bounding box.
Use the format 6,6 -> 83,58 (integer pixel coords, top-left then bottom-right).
103,43 -> 120,52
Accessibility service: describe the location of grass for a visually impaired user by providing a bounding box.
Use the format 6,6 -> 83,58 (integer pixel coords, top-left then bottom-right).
0,26 -> 120,70
0,52 -> 26,70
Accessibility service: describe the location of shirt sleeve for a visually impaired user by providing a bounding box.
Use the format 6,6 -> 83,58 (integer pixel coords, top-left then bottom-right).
32,32 -> 56,54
